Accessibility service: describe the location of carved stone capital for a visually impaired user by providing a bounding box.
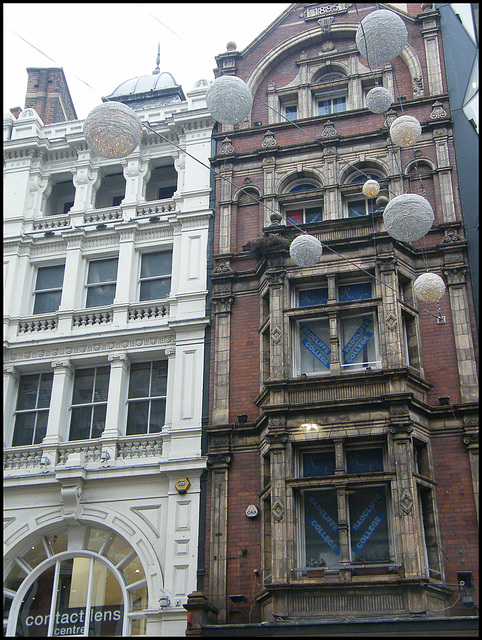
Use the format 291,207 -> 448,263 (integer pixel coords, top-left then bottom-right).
207,453 -> 232,469
107,352 -> 130,366
266,269 -> 286,286
212,295 -> 234,314
211,259 -> 235,278
442,266 -> 468,285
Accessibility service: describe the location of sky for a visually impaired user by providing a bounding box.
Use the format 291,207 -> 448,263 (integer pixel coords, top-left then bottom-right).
4,3 -> 291,120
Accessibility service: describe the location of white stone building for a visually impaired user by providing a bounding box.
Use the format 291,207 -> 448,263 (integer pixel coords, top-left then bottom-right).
3,66 -> 213,636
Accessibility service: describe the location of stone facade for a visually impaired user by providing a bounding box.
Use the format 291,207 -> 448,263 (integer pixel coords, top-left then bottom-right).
195,2 -> 478,634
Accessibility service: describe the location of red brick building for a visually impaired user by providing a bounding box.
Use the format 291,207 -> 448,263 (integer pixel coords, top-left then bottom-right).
186,3 -> 478,636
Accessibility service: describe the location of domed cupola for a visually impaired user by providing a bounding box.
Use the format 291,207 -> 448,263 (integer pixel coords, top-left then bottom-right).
102,44 -> 185,109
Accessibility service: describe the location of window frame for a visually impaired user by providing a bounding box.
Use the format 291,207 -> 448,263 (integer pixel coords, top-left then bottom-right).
283,102 -> 298,121
69,366 -> 110,441
344,195 -> 377,218
126,360 -> 168,436
32,263 -> 65,315
138,250 -> 172,302
316,91 -> 347,116
84,257 -> 118,309
11,372 -> 54,447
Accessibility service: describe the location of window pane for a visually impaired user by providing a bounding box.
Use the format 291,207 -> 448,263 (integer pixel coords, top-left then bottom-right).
12,412 -> 36,446
72,369 -> 95,405
139,278 -> 171,301
338,282 -> 372,302
128,363 -> 151,399
286,209 -> 303,226
346,447 -> 384,473
299,288 -> 329,307
289,184 -> 316,193
87,259 -> 118,284
123,555 -> 145,584
150,361 -> 168,397
305,207 -> 323,223
299,319 -> 331,373
285,105 -> 297,120
333,96 -> 346,112
86,284 -> 116,307
318,100 -> 331,115
89,561 -> 124,636
340,315 -> 375,369
349,486 -> 390,563
16,375 -> 39,410
141,252 -> 172,278
302,450 -> 336,477
36,265 -> 65,290
34,411 -> 48,444
15,564 -> 55,637
37,373 -> 54,408
70,406 -> 92,441
33,290 -> 62,314
347,199 -> 366,217
127,401 -> 149,435
149,398 -> 166,433
93,367 -> 110,402
304,489 -> 340,567
92,404 -> 107,438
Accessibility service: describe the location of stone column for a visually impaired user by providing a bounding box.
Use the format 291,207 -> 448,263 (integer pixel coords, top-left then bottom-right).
218,164 -> 233,254
71,156 -> 100,213
388,416 -> 423,580
267,270 -> 286,381
43,359 -> 74,445
113,223 -> 138,322
433,128 -> 456,222
207,452 -> 231,622
262,156 -> 277,228
421,13 -> 444,96
102,353 -> 130,440
377,254 -> 404,369
442,266 -> 479,403
4,365 -> 20,446
463,426 -> 479,523
121,154 -> 149,206
58,230 -> 85,331
163,347 -> 177,431
211,294 -> 234,425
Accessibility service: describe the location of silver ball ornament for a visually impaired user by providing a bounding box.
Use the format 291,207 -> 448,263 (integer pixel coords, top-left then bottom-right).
290,234 -> 323,267
390,115 -> 422,147
206,75 -> 253,125
84,101 -> 143,159
362,179 -> 381,198
366,86 -> 392,113
356,9 -> 408,67
413,273 -> 446,303
383,193 -> 434,242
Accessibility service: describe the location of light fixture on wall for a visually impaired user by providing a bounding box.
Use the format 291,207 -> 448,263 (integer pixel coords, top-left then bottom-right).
413,272 -> 446,303
383,193 -> 434,242
83,101 -> 143,159
355,9 -> 408,67
366,86 -> 392,113
390,115 -> 422,147
206,75 -> 253,125
158,595 -> 170,608
237,414 -> 248,424
289,234 -> 323,268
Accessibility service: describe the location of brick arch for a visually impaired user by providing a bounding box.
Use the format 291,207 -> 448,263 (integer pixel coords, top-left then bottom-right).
276,168 -> 324,195
339,159 -> 389,184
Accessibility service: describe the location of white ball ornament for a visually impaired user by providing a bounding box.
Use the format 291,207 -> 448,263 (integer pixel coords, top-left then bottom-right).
390,115 -> 422,147
413,273 -> 446,303
383,193 -> 434,242
290,234 -> 323,268
362,179 -> 381,198
356,9 -> 408,67
206,75 -> 253,125
83,101 -> 143,159
366,86 -> 392,113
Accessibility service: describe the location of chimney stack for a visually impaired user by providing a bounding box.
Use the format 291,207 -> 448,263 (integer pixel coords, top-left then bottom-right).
25,67 -> 77,124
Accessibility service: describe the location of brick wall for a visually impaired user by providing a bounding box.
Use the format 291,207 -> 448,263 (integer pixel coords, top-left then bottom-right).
25,67 -> 77,124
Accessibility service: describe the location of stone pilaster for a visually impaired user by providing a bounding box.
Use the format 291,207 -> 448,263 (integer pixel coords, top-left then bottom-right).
103,353 -> 130,439
421,12 -> 444,96
211,293 -> 234,425
43,359 -> 75,444
4,366 -> 20,445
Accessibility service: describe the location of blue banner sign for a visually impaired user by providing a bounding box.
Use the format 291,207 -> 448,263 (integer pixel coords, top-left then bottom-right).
344,330 -> 373,364
301,339 -> 331,368
352,511 -> 385,554
351,491 -> 384,533
307,515 -> 340,555
308,494 -> 339,533
301,325 -> 331,369
342,318 -> 372,355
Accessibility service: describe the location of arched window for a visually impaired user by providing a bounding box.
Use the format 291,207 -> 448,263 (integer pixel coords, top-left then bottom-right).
313,69 -> 348,117
343,171 -> 386,218
5,526 -> 148,637
280,181 -> 324,226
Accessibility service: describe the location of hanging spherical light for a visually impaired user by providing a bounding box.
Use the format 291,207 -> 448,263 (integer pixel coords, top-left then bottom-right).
362,179 -> 381,198
206,75 -> 253,125
413,272 -> 446,303
366,86 -> 392,113
355,9 -> 408,67
390,115 -> 422,147
83,101 -> 143,159
383,193 -> 434,242
290,234 -> 323,267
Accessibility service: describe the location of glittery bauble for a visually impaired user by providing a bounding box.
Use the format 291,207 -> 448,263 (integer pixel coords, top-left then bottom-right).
390,115 -> 422,147
366,86 -> 392,113
356,9 -> 408,66
383,193 -> 434,242
362,179 -> 381,198
206,75 -> 253,125
84,101 -> 143,159
413,273 -> 446,303
290,234 -> 323,267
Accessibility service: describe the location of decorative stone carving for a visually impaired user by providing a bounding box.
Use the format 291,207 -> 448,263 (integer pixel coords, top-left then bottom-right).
271,326 -> 282,344
318,16 -> 334,33
262,130 -> 277,148
272,501 -> 285,522
430,101 -> 447,120
440,228 -> 463,244
319,41 -> 336,54
211,260 -> 235,277
212,296 -> 235,314
442,266 -> 468,285
207,453 -> 232,468
384,109 -> 397,129
386,314 -> 398,331
321,120 -> 338,137
220,137 -> 235,155
412,76 -> 424,97
400,488 -> 414,514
